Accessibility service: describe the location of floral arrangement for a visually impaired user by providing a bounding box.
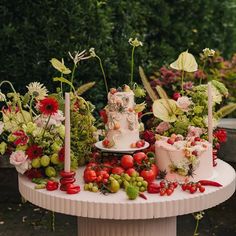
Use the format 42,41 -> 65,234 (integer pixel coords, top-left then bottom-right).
140,49 -> 236,141
0,81 -> 67,178
0,49 -> 99,178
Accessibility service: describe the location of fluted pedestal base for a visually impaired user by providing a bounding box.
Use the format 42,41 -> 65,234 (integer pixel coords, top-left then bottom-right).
77,216 -> 176,236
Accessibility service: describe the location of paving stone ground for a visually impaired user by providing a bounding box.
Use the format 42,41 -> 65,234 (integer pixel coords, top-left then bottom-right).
0,162 -> 235,236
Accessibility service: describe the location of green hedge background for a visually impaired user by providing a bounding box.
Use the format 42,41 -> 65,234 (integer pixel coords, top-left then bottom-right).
1,0 -> 236,109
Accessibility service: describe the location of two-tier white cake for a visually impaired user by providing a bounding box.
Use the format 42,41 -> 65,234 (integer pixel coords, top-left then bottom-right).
103,87 -> 140,149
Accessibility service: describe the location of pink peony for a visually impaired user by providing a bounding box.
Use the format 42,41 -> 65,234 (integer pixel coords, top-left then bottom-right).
9,150 -> 29,174
176,96 -> 192,112
187,126 -> 204,138
156,122 -> 171,134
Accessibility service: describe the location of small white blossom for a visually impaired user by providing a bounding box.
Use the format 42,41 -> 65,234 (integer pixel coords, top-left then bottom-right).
128,38 -> 143,47
203,48 -> 215,57
193,211 -> 205,220
68,50 -> 91,65
89,48 -> 97,58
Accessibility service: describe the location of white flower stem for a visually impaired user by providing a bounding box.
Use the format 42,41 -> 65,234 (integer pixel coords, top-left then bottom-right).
70,64 -> 77,92
193,218 -> 199,236
130,46 -> 135,85
96,55 -> 108,94
41,115 -> 51,139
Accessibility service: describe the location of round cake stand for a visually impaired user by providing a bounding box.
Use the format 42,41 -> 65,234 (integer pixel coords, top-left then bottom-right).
18,160 -> 235,236
94,141 -> 150,154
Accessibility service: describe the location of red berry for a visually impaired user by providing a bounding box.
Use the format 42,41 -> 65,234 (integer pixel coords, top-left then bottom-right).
196,182 -> 202,188
166,188 -> 174,196
160,180 -> 166,188
191,141 -> 196,146
102,139 -> 110,147
168,183 -> 175,190
199,186 -> 205,193
173,182 -> 178,188
194,137 -> 201,142
190,186 -> 197,194
110,88 -> 117,94
181,184 -> 187,191
186,183 -> 192,190
173,92 -> 181,101
167,139 -> 174,145
192,150 -> 198,156
160,188 -> 166,196
136,140 -> 145,148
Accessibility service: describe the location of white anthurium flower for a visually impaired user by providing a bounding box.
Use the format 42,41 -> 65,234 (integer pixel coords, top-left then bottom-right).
152,99 -> 179,122
170,51 -> 198,72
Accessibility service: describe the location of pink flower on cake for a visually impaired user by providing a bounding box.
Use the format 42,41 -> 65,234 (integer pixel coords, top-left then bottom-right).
156,121 -> 171,134
187,126 -> 204,138
176,96 -> 192,112
9,150 -> 29,174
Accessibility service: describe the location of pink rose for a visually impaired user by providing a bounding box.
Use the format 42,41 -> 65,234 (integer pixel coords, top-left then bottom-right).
10,150 -> 29,174
176,96 -> 192,112
187,126 -> 204,138
156,122 -> 171,134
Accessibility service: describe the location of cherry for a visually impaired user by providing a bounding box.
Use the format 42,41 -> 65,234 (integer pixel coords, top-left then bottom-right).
166,188 -> 173,196
160,188 -> 166,196
199,186 -> 205,193
190,186 -> 197,194
181,184 -> 187,191
160,180 -> 166,188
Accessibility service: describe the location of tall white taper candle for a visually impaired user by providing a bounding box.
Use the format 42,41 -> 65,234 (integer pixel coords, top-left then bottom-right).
207,82 -> 213,143
64,93 -> 71,172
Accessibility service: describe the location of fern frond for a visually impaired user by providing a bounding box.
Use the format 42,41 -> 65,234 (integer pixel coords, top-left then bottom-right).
76,82 -> 96,95
139,66 -> 158,102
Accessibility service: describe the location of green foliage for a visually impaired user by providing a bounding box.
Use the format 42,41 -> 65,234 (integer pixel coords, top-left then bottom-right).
1,0 -> 236,109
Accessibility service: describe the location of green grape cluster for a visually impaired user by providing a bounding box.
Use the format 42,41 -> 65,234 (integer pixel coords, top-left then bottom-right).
84,182 -> 99,192
70,96 -> 97,166
111,173 -> 148,193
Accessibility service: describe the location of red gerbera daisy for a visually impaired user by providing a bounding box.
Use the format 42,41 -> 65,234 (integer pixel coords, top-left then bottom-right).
58,147 -> 65,162
38,97 -> 59,116
26,145 -> 43,160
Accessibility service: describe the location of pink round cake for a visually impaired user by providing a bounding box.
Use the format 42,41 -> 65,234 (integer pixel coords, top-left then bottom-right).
104,88 -> 140,149
155,136 -> 213,182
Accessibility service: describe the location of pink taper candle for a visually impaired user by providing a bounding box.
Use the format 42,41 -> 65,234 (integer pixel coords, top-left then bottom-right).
64,93 -> 71,172
207,82 -> 213,144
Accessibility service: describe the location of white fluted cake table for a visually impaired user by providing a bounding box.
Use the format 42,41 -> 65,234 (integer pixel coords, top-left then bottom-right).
19,160 -> 235,236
